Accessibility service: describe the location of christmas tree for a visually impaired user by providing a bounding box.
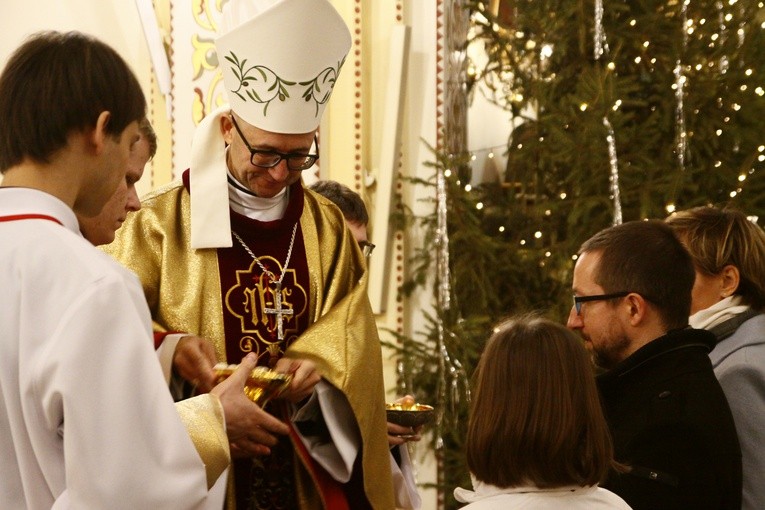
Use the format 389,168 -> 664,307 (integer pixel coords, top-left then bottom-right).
395,0 -> 765,507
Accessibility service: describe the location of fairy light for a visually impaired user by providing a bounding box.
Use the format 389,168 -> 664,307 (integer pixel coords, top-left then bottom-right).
739,174 -> 747,181
580,103 -> 588,111
560,192 -> 567,199
444,169 -> 452,178
464,184 -> 472,192
666,203 -> 676,213
520,239 -> 526,246
534,231 -> 542,239
476,202 -> 484,210
498,226 -> 505,232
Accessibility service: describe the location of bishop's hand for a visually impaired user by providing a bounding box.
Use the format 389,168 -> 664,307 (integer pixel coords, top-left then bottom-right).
273,357 -> 321,403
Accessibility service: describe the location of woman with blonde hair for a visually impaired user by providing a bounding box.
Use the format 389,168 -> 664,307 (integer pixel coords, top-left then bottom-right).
454,315 -> 631,509
667,206 -> 765,510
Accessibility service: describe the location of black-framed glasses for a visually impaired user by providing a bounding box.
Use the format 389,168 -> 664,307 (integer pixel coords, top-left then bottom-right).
573,292 -> 630,315
359,240 -> 375,257
230,115 -> 319,171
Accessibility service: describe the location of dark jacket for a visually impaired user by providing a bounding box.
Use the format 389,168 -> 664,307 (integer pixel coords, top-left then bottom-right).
597,328 -> 742,510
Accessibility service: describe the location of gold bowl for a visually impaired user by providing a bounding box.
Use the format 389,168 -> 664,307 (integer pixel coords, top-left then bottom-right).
213,363 -> 292,406
386,402 -> 435,427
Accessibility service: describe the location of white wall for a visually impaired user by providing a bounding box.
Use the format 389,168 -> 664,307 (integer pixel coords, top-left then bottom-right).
0,1 -> 152,93
0,1 -> 154,188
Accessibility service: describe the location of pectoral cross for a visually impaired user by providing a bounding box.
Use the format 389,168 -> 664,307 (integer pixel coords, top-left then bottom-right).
263,281 -> 293,341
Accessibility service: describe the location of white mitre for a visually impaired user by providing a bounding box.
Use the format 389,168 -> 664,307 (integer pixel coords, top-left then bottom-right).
190,0 -> 352,249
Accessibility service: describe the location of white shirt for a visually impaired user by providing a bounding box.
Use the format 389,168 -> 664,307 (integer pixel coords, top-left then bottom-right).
454,477 -> 632,510
0,188 -> 224,509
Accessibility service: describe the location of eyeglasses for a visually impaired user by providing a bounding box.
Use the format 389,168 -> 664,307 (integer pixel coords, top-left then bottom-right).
230,116 -> 319,171
358,240 -> 375,257
573,292 -> 630,315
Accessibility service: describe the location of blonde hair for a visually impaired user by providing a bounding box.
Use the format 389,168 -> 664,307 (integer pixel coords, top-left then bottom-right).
667,206 -> 765,310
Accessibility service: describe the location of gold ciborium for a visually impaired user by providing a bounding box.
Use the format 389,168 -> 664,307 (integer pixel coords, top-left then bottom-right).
213,363 -> 292,406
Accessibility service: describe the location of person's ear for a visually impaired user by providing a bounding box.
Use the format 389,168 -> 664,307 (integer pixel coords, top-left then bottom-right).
88,111 -> 112,154
220,114 -> 234,145
625,292 -> 648,326
719,264 -> 740,298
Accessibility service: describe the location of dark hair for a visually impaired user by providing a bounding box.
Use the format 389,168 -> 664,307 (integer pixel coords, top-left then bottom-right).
579,220 -> 694,330
139,117 -> 158,160
467,314 -> 615,488
667,206 -> 765,310
309,180 -> 368,225
0,31 -> 146,172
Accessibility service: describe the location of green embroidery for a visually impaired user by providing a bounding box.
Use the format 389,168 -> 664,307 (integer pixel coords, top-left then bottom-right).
224,52 -> 346,117
299,57 -> 347,116
225,52 -> 296,116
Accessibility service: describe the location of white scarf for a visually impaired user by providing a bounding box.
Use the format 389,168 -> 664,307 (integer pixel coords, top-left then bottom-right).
689,295 -> 749,330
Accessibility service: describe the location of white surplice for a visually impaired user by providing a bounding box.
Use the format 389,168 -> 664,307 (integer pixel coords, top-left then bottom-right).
0,188 -> 226,509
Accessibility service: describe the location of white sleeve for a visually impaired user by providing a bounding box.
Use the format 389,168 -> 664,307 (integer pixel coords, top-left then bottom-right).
39,274 -> 222,509
390,445 -> 422,510
290,380 -> 360,482
156,333 -> 186,384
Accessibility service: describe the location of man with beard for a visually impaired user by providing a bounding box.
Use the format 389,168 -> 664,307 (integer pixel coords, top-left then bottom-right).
567,220 -> 741,510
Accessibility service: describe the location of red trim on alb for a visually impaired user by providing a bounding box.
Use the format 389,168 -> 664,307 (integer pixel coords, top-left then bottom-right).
0,214 -> 63,225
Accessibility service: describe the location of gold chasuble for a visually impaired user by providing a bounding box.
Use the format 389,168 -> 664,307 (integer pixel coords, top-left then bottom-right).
106,174 -> 394,510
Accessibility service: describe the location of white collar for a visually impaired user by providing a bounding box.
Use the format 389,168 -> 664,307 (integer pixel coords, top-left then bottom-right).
0,187 -> 80,234
454,476 -> 591,503
227,169 -> 289,221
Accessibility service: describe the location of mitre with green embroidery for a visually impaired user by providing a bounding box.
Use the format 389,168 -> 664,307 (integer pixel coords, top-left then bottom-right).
215,0 -> 352,134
